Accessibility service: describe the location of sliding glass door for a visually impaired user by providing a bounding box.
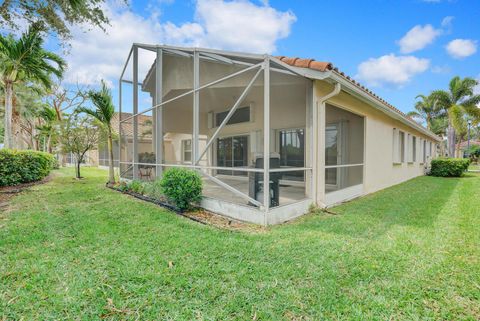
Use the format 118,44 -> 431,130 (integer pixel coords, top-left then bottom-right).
217,135 -> 249,176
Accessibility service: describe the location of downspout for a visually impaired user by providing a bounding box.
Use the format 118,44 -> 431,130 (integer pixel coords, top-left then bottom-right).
313,82 -> 341,207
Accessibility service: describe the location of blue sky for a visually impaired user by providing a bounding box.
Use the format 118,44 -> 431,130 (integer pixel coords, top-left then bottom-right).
52,0 -> 480,114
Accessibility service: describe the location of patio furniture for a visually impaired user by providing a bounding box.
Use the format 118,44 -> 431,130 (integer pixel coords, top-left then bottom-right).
139,166 -> 153,180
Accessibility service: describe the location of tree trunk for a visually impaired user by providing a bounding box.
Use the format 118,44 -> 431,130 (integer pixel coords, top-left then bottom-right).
456,141 -> 462,158
107,128 -> 115,184
447,119 -> 456,157
31,125 -> 38,151
76,160 -> 81,179
3,82 -> 14,149
47,135 -> 52,153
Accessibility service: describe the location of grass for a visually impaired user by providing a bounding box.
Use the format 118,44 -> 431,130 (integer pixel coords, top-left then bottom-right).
468,163 -> 480,171
1,167 -> 479,320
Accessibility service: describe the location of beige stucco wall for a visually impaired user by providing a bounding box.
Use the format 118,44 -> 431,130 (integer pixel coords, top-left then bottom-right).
315,80 -> 438,203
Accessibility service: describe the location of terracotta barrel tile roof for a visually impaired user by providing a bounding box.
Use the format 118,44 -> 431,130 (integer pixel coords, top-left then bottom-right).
276,56 -> 333,72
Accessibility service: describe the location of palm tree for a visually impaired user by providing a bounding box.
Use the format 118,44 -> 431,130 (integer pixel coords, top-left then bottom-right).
406,94 -> 445,131
78,80 -> 116,184
37,106 -> 58,152
431,76 -> 480,157
0,25 -> 65,149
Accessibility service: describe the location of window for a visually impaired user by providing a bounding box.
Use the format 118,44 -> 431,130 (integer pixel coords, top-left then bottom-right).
393,129 -> 406,164
412,136 -> 417,162
422,139 -> 427,164
407,134 -> 413,163
215,106 -> 250,127
216,135 -> 249,176
182,139 -> 192,163
400,131 -> 405,163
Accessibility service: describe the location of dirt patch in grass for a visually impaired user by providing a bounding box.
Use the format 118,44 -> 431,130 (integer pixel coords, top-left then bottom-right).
108,186 -> 264,232
182,209 -> 264,233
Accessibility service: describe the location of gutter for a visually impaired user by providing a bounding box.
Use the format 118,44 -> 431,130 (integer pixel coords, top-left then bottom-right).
313,82 -> 341,208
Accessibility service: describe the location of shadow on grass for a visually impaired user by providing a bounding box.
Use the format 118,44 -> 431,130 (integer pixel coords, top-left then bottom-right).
289,175 -> 463,239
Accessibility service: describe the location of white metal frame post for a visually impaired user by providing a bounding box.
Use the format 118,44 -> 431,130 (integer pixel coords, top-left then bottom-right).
132,45 -> 139,179
155,47 -> 163,177
118,78 -> 122,172
306,80 -> 314,199
263,56 -> 270,225
193,50 -> 200,164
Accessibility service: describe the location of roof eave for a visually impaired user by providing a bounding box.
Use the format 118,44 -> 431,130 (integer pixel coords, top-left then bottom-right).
305,71 -> 441,142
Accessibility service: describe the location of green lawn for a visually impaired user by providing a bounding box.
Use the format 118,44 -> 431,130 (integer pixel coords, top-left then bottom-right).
1,168 -> 479,320
469,163 -> 480,171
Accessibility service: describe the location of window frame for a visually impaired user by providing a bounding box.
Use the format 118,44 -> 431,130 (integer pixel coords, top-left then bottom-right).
181,139 -> 192,164
393,128 -> 406,164
412,136 -> 417,163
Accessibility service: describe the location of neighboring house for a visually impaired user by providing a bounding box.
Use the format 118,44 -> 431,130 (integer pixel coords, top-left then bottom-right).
118,44 -> 441,225
455,140 -> 480,158
108,112 -> 208,179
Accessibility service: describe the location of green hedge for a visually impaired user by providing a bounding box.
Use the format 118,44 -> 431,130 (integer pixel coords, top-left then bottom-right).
0,149 -> 56,187
160,168 -> 202,211
430,158 -> 470,177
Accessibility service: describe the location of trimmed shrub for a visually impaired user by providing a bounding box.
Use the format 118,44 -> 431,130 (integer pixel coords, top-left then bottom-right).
160,168 -> 202,211
430,158 -> 470,177
0,149 -> 56,186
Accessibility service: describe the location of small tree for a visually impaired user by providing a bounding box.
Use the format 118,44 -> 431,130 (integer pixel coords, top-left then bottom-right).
45,83 -> 89,166
61,114 -> 98,179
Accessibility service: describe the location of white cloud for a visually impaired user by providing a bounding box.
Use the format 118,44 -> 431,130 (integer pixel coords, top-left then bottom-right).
431,65 -> 451,74
441,16 -> 454,29
63,0 -> 296,85
194,0 -> 295,53
398,24 -> 441,53
356,54 -> 430,87
446,39 -> 477,59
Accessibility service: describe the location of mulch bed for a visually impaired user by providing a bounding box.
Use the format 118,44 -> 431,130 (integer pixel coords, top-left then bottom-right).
107,185 -> 263,232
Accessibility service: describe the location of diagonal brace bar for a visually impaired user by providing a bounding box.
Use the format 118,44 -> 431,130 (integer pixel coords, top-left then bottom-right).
195,66 -> 263,164
200,170 -> 263,207
119,62 -> 263,124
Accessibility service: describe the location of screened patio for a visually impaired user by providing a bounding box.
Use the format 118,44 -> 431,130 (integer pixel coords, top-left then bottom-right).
118,44 -> 315,224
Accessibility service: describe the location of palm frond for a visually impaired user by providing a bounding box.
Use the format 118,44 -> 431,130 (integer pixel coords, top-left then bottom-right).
0,25 -> 65,89
430,90 -> 452,110
82,80 -> 115,127
406,111 -> 421,117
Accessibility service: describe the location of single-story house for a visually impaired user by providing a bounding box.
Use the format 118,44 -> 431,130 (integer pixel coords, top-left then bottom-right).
118,44 -> 441,225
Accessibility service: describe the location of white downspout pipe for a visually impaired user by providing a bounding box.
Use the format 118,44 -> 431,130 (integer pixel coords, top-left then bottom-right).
313,82 -> 341,207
